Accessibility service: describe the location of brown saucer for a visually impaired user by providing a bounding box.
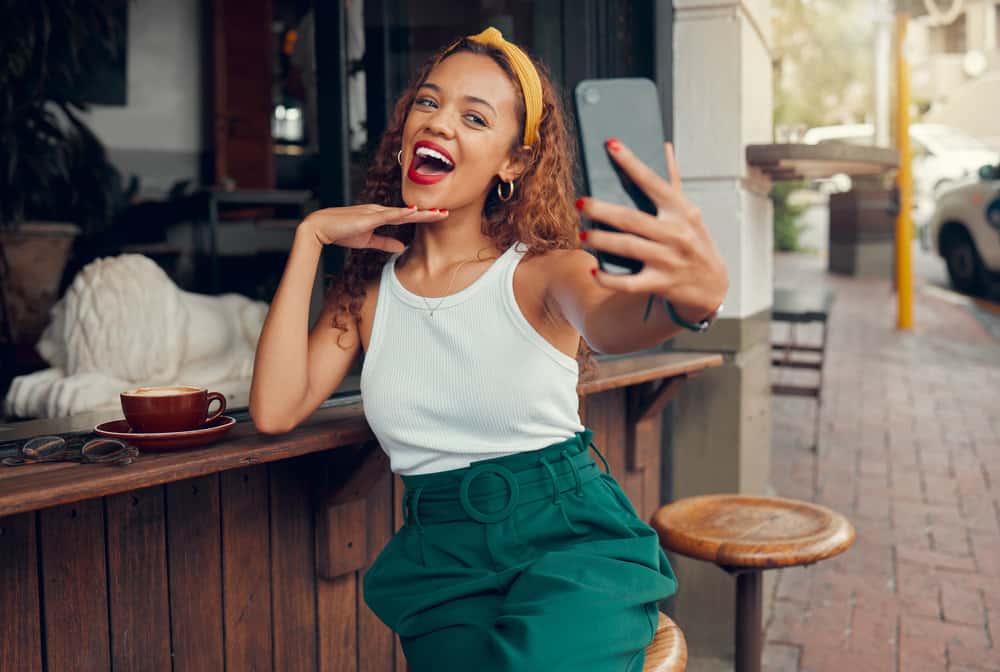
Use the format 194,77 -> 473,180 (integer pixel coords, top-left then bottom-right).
94,416 -> 237,452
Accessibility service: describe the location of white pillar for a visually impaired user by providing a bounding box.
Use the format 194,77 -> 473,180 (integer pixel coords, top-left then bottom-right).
669,1 -> 774,668
672,0 -> 773,322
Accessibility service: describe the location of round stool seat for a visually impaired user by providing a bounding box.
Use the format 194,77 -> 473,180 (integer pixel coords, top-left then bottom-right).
651,494 -> 855,569
643,612 -> 687,672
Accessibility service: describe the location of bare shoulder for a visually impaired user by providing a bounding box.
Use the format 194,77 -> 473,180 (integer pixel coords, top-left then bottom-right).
515,247 -> 596,326
532,248 -> 597,291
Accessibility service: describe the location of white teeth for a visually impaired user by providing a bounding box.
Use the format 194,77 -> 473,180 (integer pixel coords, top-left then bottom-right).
415,146 -> 454,167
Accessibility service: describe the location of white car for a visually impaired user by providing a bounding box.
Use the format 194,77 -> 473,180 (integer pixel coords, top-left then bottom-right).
925,164 -> 1000,295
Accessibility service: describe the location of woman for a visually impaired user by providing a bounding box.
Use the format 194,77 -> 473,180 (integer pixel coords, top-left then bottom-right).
250,27 -> 727,672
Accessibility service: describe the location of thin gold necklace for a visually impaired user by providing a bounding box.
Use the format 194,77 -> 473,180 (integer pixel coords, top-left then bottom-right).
416,247 -> 500,317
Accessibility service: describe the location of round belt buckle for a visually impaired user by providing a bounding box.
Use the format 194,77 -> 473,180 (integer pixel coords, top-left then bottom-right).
458,464 -> 520,523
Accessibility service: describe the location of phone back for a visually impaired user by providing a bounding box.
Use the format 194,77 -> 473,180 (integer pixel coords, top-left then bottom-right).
573,78 -> 669,273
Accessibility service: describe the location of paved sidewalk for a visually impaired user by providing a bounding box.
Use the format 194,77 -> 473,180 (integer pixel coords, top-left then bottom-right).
764,252 -> 1000,672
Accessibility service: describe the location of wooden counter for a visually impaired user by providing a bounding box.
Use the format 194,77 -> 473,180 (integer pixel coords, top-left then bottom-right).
0,350 -> 722,672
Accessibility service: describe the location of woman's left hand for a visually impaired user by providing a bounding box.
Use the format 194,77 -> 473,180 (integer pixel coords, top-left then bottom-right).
576,139 -> 729,324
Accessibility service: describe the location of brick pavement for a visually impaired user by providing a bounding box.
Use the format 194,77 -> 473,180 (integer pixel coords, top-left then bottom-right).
764,252 -> 1000,672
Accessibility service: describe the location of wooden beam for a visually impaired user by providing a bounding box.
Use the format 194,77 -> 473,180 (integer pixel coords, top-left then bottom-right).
315,442 -> 389,580
628,375 -> 689,426
625,373 -> 695,470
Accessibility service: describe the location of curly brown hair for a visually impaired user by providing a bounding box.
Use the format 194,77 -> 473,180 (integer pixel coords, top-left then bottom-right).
325,35 -> 596,380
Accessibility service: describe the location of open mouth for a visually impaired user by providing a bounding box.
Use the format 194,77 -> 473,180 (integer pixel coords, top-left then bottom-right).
410,142 -> 455,177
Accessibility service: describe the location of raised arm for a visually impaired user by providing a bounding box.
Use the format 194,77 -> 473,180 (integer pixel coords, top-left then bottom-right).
249,205 -> 447,433
549,141 -> 729,354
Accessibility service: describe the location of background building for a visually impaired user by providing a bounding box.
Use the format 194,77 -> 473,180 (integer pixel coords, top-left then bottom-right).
912,0 -> 1000,149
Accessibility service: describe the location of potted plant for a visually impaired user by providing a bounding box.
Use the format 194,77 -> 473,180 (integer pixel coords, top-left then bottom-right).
0,1 -> 125,348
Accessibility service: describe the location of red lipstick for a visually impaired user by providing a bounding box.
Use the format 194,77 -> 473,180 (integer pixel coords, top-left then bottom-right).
406,140 -> 455,186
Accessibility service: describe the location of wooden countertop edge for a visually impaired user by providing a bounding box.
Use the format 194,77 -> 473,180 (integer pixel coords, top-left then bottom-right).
578,352 -> 724,396
0,350 -> 725,517
0,403 -> 374,518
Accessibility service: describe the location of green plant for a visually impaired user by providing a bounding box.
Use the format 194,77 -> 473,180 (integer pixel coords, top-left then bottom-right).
0,1 -> 126,234
770,180 -> 808,252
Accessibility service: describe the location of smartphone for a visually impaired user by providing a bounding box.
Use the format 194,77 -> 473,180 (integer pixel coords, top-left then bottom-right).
573,78 -> 670,275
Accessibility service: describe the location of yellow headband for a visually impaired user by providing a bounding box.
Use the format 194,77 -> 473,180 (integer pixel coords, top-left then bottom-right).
437,27 -> 543,146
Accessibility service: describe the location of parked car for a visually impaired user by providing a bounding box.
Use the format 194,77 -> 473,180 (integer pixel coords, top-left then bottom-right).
925,164 -> 1000,295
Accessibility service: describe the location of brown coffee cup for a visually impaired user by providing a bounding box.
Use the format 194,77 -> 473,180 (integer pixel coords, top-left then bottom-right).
120,385 -> 227,433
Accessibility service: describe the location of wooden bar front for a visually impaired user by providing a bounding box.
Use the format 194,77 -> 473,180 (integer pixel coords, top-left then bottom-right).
0,351 -> 721,672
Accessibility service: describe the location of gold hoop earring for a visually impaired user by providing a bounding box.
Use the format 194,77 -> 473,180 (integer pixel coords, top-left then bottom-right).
396,150 -> 403,166
497,180 -> 515,202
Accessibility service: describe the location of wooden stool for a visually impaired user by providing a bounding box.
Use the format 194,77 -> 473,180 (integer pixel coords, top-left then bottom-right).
650,495 -> 855,672
643,611 -> 687,671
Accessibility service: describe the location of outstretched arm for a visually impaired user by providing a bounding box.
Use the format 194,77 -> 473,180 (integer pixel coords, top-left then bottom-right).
548,141 -> 728,355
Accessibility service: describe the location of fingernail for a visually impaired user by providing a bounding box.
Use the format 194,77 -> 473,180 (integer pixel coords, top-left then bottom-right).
575,197 -> 585,211
430,208 -> 439,212
590,268 -> 597,277
440,209 -> 448,214
579,231 -> 588,241
408,204 -> 417,209
606,138 -> 622,152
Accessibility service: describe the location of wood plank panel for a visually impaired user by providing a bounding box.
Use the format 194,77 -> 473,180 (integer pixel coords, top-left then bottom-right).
317,444 -> 385,580
318,573 -> 358,672
165,475 -> 225,672
39,499 -> 111,670
0,513 -> 42,671
608,388 -> 646,508
221,466 -> 273,671
360,468 -> 393,672
635,417 -> 663,522
269,459 -> 318,672
585,392 -> 609,478
106,486 -> 172,671
601,390 -> 628,482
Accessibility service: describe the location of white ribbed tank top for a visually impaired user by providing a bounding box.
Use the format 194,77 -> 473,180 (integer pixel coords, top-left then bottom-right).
360,241 -> 585,475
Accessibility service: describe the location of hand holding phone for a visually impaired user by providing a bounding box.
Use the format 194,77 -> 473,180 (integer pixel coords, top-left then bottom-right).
571,79 -> 730,328
573,78 -> 670,275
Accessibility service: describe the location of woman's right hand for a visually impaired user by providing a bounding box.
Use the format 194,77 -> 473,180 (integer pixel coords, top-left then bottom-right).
302,204 -> 449,254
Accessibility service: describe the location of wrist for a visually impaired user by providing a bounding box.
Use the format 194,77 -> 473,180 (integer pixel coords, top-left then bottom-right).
671,301 -> 720,325
295,217 -> 324,251
663,298 -> 723,333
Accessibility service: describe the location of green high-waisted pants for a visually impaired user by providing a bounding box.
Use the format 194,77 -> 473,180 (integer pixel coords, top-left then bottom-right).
362,428 -> 679,672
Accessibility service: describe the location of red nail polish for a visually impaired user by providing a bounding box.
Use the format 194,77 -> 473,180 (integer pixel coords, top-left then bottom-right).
430,208 -> 439,212
606,138 -> 622,152
575,197 -> 585,211
579,231 -> 588,241
590,268 -> 597,277
440,209 -> 448,214
408,204 -> 417,209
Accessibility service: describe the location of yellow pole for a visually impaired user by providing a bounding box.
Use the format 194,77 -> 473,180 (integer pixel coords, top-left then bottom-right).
895,13 -> 914,330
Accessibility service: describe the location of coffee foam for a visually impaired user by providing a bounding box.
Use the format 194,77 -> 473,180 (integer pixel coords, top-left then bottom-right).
124,386 -> 203,397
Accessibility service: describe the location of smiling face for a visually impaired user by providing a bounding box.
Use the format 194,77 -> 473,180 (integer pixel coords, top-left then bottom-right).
399,51 -> 528,210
